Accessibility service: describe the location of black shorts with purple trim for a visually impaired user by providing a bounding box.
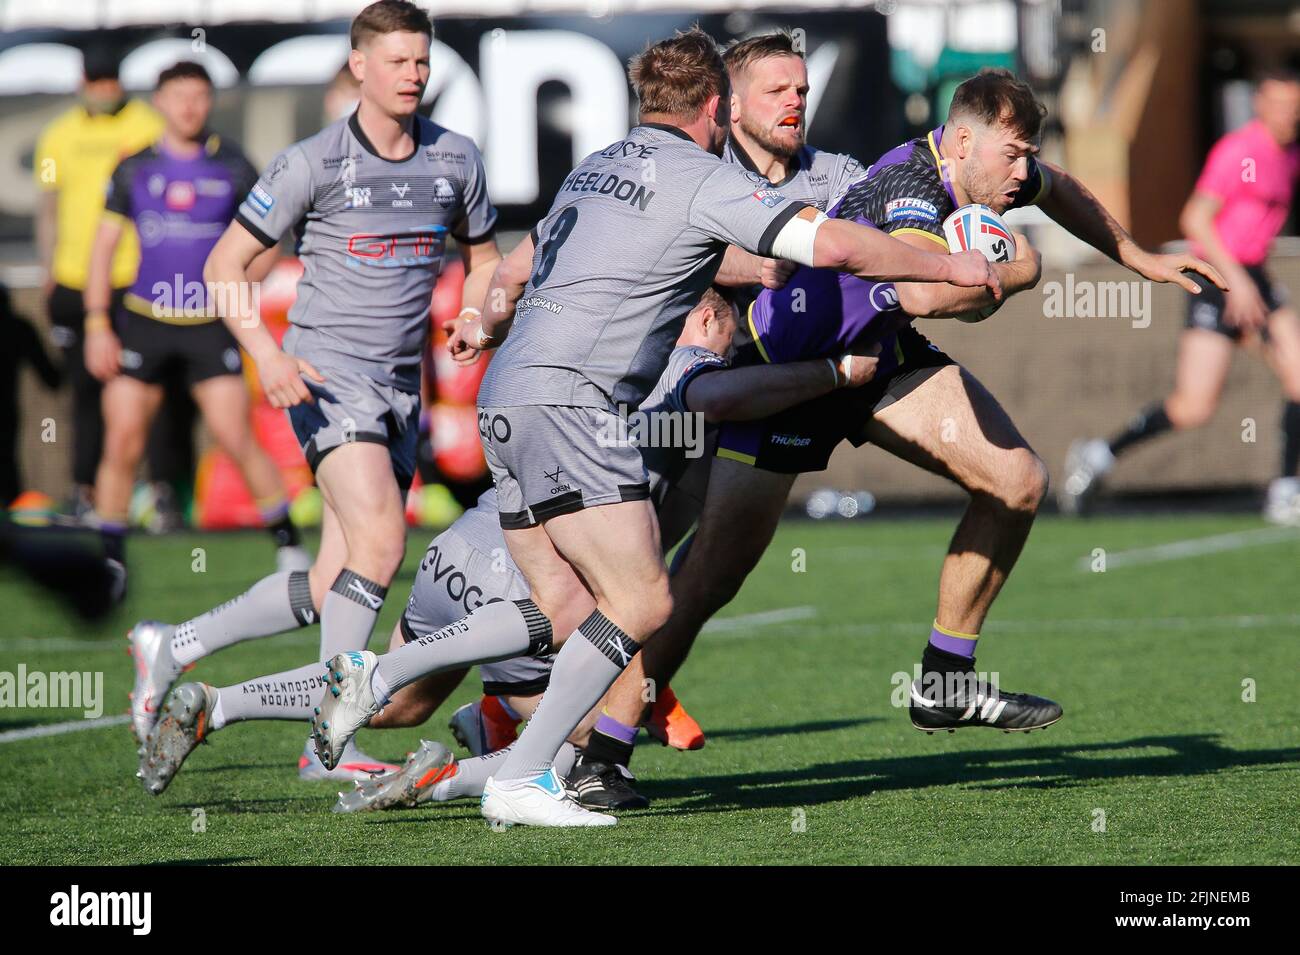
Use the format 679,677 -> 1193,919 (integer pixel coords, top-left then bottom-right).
716,324 -> 954,474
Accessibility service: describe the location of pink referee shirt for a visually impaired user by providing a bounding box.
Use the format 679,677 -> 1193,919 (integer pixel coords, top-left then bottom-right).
1192,119 -> 1300,266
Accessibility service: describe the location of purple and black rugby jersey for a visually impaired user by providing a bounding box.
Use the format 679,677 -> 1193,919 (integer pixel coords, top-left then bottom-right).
747,124 -> 1050,369
104,134 -> 257,324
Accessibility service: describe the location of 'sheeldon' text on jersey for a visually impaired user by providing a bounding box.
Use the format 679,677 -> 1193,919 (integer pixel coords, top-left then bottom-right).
477,123 -> 809,411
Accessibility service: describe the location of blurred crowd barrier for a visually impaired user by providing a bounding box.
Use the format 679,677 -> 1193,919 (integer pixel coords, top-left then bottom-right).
12,253 -> 1298,508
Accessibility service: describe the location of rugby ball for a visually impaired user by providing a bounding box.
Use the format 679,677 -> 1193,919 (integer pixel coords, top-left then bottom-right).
942,203 -> 1014,323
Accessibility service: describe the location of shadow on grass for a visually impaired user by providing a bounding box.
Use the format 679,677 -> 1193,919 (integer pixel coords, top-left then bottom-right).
172,797 -> 308,814
684,717 -> 881,743
147,857 -> 256,866
635,734 -> 1300,813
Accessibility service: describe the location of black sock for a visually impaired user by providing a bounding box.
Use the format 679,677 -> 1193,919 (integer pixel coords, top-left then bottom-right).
583,730 -> 635,769
1283,401 -> 1300,477
101,526 -> 126,564
267,512 -> 301,549
1108,402 -> 1173,457
922,642 -> 974,678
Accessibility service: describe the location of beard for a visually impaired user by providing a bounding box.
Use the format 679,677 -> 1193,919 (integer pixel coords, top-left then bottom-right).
959,160 -> 1012,212
737,112 -> 803,161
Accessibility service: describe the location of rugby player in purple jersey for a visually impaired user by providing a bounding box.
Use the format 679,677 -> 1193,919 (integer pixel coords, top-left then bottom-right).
82,61 -> 306,608
595,69 -> 1226,782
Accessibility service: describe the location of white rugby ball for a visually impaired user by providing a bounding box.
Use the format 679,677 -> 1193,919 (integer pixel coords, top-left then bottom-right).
942,203 -> 1014,323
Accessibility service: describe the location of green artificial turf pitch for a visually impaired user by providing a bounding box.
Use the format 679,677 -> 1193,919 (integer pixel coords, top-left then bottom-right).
1,514 -> 1296,865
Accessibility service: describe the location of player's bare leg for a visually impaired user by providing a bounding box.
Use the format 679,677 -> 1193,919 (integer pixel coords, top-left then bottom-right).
1061,328 -> 1233,515
561,461 -> 792,807
93,375 -> 164,594
862,363 -> 1059,731
866,364 -> 1047,635
298,443 -> 408,778
1164,328 -> 1235,431
601,460 -> 793,732
191,374 -> 308,570
1262,308 -> 1300,524
312,442 -> 406,659
488,499 -> 670,785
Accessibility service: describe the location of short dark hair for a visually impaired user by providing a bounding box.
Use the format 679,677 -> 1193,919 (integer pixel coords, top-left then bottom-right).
723,31 -> 803,80
350,0 -> 433,50
696,285 -> 735,319
1255,66 -> 1300,89
82,44 -> 120,82
948,68 -> 1046,140
629,28 -> 728,119
156,61 -> 212,90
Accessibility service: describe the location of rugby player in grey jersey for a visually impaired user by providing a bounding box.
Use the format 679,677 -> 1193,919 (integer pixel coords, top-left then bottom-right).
131,1 -> 505,784
312,28 -> 1000,827
135,289 -> 882,800
572,31 -> 875,793
713,32 -> 868,294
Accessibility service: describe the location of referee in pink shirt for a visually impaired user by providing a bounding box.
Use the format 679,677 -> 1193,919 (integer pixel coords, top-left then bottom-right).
1060,68 -> 1300,521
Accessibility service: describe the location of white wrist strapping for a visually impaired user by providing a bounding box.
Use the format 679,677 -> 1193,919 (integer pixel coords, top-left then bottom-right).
826,354 -> 853,388
770,211 -> 828,266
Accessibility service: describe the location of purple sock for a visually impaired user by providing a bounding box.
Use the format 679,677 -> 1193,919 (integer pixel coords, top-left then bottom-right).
594,711 -> 638,744
258,500 -> 289,524
928,622 -> 978,660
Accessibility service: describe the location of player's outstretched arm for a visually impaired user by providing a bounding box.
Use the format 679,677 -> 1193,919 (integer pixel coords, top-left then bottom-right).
457,235 -> 504,318
82,216 -> 126,382
684,347 -> 881,423
790,210 -> 1002,295
448,232 -> 532,365
896,231 -> 1042,319
716,246 -> 797,290
1036,160 -> 1226,295
204,222 -> 324,408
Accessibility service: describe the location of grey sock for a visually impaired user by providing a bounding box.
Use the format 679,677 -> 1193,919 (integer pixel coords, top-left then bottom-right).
319,570 -> 388,661
210,662 -> 325,729
171,570 -> 315,667
497,610 -> 638,783
373,599 -> 552,704
440,742 -> 578,801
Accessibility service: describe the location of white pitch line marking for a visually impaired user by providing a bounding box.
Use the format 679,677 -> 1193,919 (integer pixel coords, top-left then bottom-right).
703,605 -> 817,633
725,613 -> 1300,639
1075,526 -> 1300,571
0,714 -> 130,744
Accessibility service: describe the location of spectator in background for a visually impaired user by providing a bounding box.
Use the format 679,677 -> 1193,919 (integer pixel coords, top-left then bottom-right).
0,283 -> 62,506
83,62 -> 307,598
1061,69 -> 1300,522
33,44 -> 195,524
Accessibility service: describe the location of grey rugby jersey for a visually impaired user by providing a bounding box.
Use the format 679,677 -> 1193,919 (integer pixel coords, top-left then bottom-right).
722,136 -> 868,212
476,123 -> 809,411
721,135 -> 868,315
235,112 -> 497,392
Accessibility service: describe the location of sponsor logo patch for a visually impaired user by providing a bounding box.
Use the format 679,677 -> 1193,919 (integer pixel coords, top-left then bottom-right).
433,177 -> 456,209
196,177 -> 232,197
752,188 -> 786,208
165,180 -> 196,210
885,197 -> 939,222
248,184 -> 274,217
